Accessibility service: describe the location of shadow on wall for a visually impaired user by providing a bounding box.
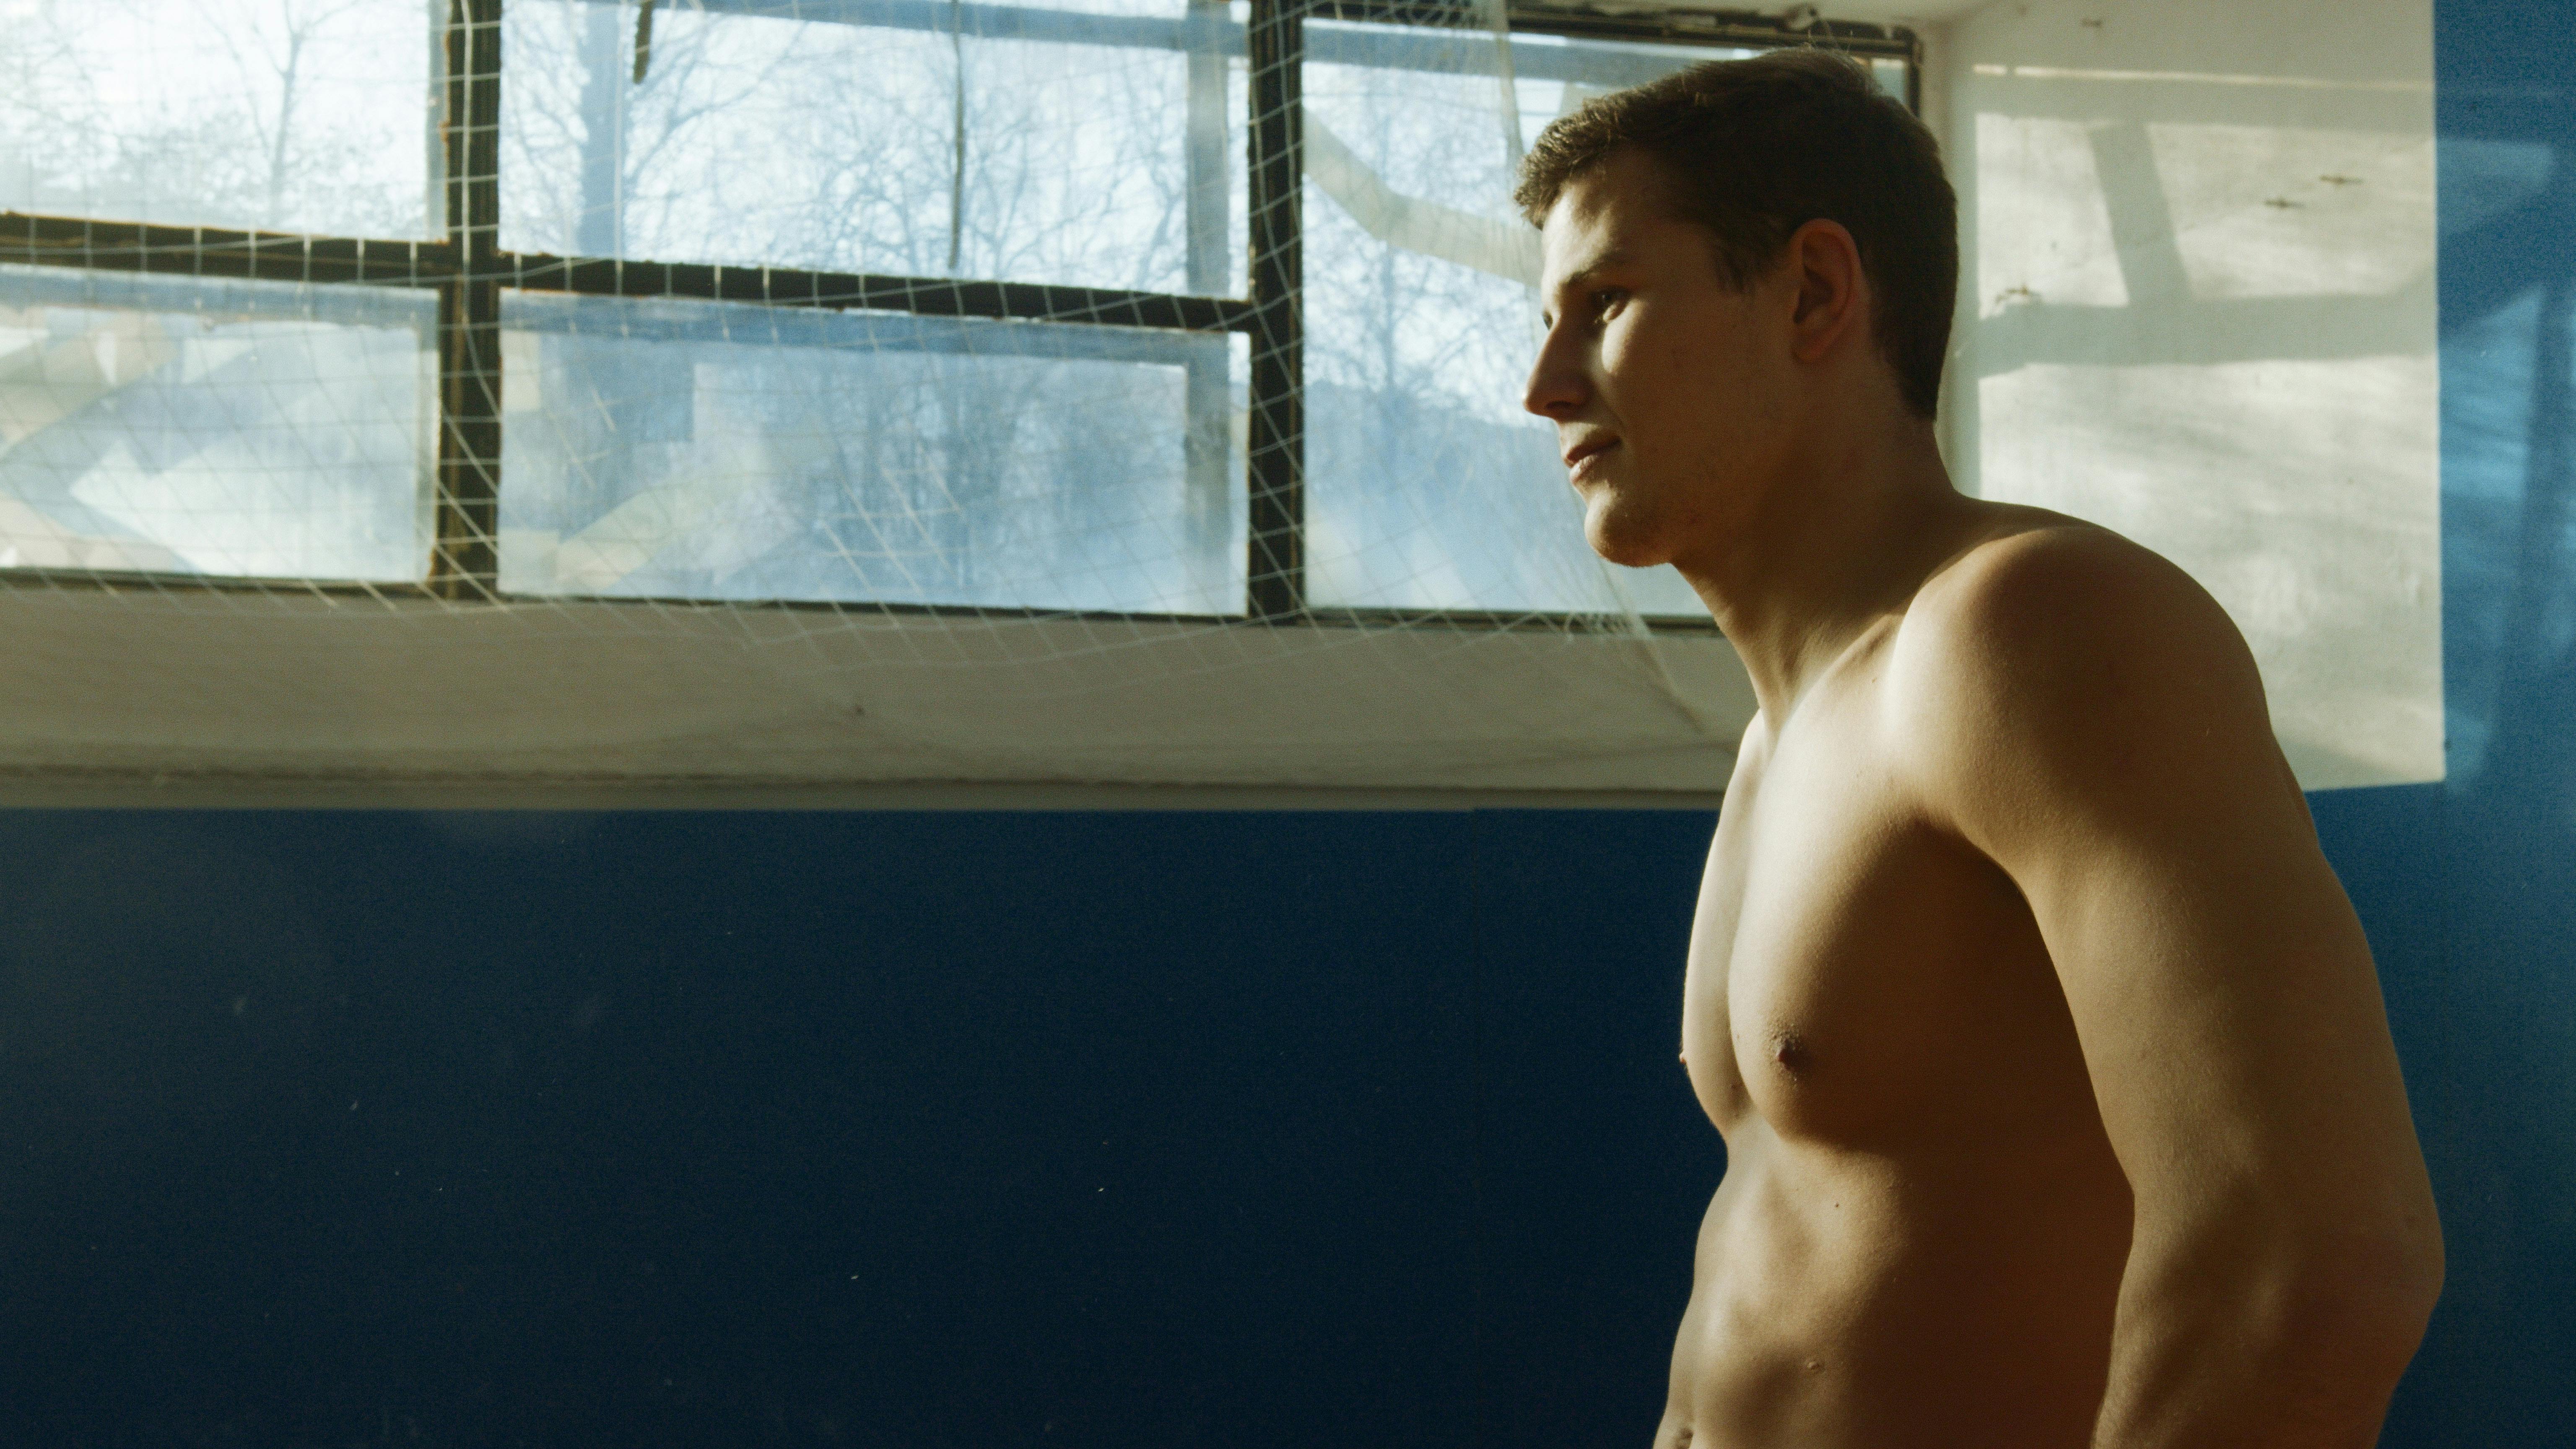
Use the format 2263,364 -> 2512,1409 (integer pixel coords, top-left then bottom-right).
2393,2 -> 2576,1437
1947,0 -> 2445,791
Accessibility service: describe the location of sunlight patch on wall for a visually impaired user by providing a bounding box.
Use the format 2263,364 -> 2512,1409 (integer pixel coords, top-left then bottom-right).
1980,357 -> 2442,789
1974,114 -> 2129,316
2148,124 -> 2435,299
1952,0 -> 2441,790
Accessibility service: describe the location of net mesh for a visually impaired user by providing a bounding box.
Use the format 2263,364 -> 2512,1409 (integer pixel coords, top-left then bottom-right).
0,0 -> 1907,794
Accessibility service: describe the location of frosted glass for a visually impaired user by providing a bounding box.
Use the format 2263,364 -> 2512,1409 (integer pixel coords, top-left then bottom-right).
0,0 -> 435,239
498,290 -> 1245,613
502,0 -> 1247,295
0,266 -> 435,582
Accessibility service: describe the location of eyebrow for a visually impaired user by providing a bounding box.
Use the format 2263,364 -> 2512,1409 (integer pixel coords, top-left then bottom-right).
1540,249 -> 1635,322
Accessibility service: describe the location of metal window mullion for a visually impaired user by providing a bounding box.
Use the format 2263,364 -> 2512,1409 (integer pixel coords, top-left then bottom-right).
497,254 -> 1252,329
433,0 -> 503,600
1181,0 -> 1233,615
1245,0 -> 1303,622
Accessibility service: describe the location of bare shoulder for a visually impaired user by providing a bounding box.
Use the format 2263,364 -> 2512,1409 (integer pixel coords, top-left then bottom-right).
1879,507 -> 2298,849
1896,510 -> 2252,702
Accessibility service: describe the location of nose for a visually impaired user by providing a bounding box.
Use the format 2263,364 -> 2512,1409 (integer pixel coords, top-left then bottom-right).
1522,318 -> 1590,420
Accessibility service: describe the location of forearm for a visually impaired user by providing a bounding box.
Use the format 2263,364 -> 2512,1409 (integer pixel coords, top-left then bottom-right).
2090,1231 -> 2438,1449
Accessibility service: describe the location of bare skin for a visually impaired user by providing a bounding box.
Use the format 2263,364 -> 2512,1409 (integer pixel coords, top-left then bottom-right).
1525,149 -> 2444,1449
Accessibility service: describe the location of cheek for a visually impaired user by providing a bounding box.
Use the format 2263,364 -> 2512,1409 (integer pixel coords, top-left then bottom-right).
1598,320 -> 1653,402
1602,313 -> 1726,442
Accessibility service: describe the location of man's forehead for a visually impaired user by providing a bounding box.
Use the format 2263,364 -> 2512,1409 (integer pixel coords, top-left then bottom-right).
1539,157 -> 1677,288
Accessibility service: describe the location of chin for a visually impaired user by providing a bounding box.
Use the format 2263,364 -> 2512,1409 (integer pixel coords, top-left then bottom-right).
1581,496 -> 1674,569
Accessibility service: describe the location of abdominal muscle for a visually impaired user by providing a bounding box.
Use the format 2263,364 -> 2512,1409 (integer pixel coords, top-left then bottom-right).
1655,1120 -> 2132,1449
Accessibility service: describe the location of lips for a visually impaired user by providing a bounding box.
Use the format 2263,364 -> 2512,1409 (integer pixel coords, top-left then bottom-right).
1563,437 -> 1619,475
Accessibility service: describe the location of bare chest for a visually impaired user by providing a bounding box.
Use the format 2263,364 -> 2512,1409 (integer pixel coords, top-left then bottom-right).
1681,714 -> 2062,1146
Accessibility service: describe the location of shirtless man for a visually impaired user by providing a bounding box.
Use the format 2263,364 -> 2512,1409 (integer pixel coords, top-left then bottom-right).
1514,52 -> 2444,1448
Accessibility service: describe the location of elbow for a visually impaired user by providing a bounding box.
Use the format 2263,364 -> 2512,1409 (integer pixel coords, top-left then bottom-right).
2396,1220 -> 2446,1323
2346,1186 -> 2447,1334
2262,1161 -> 2448,1352
2372,1225 -> 2446,1338
2150,1196 -> 2448,1379
2278,1218 -> 2446,1381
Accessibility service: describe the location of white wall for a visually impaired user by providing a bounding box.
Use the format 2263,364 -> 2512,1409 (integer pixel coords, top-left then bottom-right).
1938,0 -> 2442,789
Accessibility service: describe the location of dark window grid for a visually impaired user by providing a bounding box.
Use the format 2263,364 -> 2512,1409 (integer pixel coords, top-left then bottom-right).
0,0 -> 1915,629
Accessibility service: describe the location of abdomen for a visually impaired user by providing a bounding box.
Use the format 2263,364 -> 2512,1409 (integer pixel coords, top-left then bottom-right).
1665,1125 -> 2129,1449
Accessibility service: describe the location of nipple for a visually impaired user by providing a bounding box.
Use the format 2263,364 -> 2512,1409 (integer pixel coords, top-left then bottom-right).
1770,1032 -> 1811,1078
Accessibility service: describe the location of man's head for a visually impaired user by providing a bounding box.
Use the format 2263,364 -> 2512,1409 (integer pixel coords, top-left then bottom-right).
1515,50 -> 1956,569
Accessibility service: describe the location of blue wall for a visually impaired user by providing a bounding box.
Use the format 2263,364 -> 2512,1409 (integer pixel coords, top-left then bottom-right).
0,808 -> 1724,1446
3,3 -> 2573,1443
2369,1 -> 2576,1438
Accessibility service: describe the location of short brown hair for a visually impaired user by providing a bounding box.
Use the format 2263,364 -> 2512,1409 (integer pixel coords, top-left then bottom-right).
1514,49 -> 1956,418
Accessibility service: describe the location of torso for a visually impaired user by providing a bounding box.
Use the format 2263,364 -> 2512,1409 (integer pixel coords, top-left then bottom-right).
1659,596 -> 2135,1449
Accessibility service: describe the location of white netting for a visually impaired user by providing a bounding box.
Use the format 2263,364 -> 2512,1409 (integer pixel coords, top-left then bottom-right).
0,0 -> 1906,794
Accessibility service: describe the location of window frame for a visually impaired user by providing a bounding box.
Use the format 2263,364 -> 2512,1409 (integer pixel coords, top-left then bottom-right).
0,0 -> 1917,627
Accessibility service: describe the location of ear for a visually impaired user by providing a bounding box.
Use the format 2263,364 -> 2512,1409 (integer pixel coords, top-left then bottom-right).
1785,218 -> 1867,365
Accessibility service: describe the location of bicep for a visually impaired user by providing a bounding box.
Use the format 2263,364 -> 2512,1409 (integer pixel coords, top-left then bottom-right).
2031,798 -> 2410,1223
1901,534 -> 2427,1239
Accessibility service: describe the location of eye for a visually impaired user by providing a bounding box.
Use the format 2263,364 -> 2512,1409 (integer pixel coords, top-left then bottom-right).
1591,288 -> 1629,321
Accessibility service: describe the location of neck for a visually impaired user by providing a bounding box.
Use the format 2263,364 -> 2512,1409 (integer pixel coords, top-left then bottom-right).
1672,409 -> 1968,722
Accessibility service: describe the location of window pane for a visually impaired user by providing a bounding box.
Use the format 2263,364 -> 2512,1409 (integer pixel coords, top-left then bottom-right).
1871,55 -> 1909,103
0,0 -> 436,239
1302,23 -> 1749,617
0,265 -> 436,581
502,0 -> 1247,296
497,291 -> 1246,613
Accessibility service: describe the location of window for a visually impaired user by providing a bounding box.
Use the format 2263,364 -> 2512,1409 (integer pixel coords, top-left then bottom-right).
0,0 -> 1915,622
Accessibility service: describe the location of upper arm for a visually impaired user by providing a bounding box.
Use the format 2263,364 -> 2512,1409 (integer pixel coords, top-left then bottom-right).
1892,528 -> 2439,1288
